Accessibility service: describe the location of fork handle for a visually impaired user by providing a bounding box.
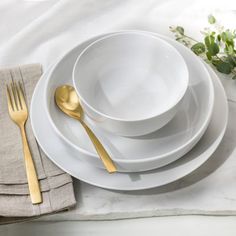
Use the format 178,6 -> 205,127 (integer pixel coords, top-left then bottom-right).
79,120 -> 117,173
20,125 -> 42,204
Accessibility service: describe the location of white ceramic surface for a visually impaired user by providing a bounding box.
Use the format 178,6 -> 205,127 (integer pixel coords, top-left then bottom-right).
43,32 -> 214,172
31,62 -> 227,190
73,31 -> 189,136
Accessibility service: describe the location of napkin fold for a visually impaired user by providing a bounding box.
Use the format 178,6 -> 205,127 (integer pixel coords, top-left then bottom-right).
0,64 -> 76,224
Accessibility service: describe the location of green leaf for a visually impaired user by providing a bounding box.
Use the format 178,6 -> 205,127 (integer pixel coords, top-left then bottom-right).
216,61 -> 232,74
228,45 -> 234,54
208,15 -> 216,24
232,75 -> 236,80
217,34 -> 221,42
226,39 -> 234,48
207,42 -> 219,56
233,29 -> 236,37
176,26 -> 184,35
206,51 -> 212,60
204,35 -> 215,48
225,30 -> 234,40
224,43 -> 235,55
225,56 -> 236,67
191,43 -> 205,55
204,36 -> 211,47
204,35 -> 219,56
221,32 -> 227,42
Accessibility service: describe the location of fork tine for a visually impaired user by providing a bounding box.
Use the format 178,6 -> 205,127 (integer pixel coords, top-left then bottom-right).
17,82 -> 27,110
9,83 -> 17,111
13,80 -> 21,110
6,85 -> 13,112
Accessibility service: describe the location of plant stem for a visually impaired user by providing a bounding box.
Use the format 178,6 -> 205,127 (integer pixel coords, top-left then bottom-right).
215,55 -> 224,62
182,34 -> 198,43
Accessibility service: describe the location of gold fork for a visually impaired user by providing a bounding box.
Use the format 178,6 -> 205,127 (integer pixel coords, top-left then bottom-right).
6,81 -> 42,204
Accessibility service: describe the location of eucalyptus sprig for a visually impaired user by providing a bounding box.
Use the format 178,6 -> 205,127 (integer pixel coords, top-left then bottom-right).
170,15 -> 236,80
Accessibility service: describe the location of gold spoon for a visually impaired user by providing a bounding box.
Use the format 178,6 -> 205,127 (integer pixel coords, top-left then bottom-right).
55,85 -> 117,173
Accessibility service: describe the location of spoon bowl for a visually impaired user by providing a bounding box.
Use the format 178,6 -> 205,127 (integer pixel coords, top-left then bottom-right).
54,85 -> 117,173
55,85 -> 83,119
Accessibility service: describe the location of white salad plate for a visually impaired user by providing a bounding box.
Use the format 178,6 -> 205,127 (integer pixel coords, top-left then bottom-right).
31,61 -> 227,191
73,31 -> 189,136
43,32 -> 214,172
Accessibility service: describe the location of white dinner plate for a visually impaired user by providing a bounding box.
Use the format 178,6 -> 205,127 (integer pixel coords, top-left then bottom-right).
43,32 -> 214,172
30,56 -> 228,191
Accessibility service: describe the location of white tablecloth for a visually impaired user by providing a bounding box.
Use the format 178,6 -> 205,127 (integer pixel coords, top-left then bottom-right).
1,0 -> 236,234
1,0 -> 236,99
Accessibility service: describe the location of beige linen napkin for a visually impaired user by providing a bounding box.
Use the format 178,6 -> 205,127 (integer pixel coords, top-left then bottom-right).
0,64 -> 76,223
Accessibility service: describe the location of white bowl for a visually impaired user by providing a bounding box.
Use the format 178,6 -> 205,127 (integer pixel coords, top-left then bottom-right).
73,31 -> 189,136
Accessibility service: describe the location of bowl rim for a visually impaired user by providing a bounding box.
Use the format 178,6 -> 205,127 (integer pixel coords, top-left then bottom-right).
72,30 -> 189,122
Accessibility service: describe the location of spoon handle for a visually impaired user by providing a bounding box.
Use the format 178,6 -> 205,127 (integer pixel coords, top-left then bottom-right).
79,120 -> 117,173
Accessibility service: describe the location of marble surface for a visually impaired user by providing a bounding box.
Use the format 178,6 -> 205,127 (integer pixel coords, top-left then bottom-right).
2,216 -> 236,236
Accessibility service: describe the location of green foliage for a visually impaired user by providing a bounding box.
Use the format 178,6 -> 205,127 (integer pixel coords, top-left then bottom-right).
170,15 -> 236,80
215,61 -> 232,74
191,43 -> 205,55
208,15 -> 216,24
176,26 -> 184,35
